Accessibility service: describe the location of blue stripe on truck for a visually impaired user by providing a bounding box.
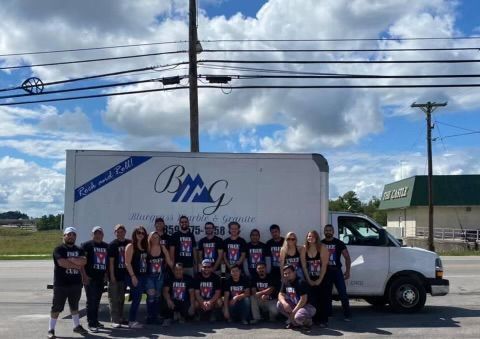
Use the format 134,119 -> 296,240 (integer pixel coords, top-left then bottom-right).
74,156 -> 152,202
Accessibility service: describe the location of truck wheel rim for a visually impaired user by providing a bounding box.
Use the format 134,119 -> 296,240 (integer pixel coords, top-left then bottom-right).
397,284 -> 418,307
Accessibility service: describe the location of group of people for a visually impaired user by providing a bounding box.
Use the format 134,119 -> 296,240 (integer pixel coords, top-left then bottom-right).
47,216 -> 352,338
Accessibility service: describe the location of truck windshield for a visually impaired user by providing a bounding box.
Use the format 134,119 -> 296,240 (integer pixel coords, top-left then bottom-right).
338,216 -> 386,246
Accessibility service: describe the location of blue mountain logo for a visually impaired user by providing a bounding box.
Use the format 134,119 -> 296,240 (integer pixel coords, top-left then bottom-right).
171,174 -> 214,203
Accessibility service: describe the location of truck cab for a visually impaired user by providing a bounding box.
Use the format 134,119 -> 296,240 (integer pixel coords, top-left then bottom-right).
328,212 -> 449,312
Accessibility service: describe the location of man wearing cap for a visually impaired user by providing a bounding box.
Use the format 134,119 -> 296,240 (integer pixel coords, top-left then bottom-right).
48,227 -> 88,339
81,226 -> 109,333
108,224 -> 131,328
194,259 -> 222,321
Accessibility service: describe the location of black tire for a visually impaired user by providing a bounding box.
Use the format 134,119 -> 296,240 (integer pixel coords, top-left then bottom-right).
388,276 -> 426,313
364,296 -> 388,307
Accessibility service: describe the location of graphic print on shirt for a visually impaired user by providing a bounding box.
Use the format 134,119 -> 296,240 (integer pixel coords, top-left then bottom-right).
325,244 -> 337,266
139,252 -> 148,273
173,281 -> 186,301
227,244 -> 240,264
200,281 -> 213,299
150,257 -> 164,274
118,246 -> 126,268
249,248 -> 263,268
93,247 -> 107,270
270,246 -> 281,267
286,286 -> 299,304
230,285 -> 244,297
203,242 -> 216,260
286,256 -> 300,269
66,250 -> 80,275
180,237 -> 193,257
308,259 -> 321,276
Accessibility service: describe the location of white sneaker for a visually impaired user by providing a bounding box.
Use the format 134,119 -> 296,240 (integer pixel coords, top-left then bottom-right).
128,321 -> 143,329
112,323 -> 122,328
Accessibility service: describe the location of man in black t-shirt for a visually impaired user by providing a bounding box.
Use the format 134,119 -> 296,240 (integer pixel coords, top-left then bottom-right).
162,263 -> 195,324
81,226 -> 109,332
107,224 -> 131,327
223,222 -> 247,272
197,222 -> 224,273
265,224 -> 284,286
321,224 -> 352,320
194,259 -> 222,321
223,265 -> 251,324
154,217 -> 171,247
277,264 -> 316,330
48,227 -> 88,339
246,228 -> 268,277
170,216 -> 197,277
250,262 -> 279,322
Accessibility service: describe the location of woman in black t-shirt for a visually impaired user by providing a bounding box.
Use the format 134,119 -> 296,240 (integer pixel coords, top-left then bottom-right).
279,232 -> 304,280
125,226 -> 148,329
300,230 -> 329,325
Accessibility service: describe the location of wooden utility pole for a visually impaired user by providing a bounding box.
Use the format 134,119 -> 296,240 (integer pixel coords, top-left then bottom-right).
411,101 -> 447,252
189,0 -> 199,152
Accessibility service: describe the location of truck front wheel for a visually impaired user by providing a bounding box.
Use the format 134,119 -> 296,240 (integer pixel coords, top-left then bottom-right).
388,276 -> 426,313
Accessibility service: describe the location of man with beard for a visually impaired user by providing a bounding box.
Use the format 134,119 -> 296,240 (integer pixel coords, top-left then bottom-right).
223,265 -> 251,325
154,217 -> 171,247
197,222 -> 224,274
223,222 -> 247,273
48,227 -> 88,339
194,259 -> 222,321
170,216 -> 197,277
246,229 -> 267,278
81,226 -> 109,333
250,262 -> 279,322
108,224 -> 131,328
162,263 -> 195,325
321,224 -> 352,321
265,224 -> 284,287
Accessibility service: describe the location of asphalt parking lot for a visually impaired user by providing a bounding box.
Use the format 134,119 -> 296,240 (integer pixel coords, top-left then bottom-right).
0,257 -> 479,338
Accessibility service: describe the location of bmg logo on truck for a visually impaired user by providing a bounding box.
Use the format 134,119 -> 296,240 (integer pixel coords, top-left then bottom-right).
154,165 -> 232,215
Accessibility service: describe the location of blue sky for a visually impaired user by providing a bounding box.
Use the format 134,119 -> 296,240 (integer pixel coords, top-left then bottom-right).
0,0 -> 479,216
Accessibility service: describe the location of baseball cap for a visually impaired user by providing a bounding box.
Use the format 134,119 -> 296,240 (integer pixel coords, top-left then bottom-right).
63,226 -> 77,235
114,224 -> 126,231
201,259 -> 213,267
92,226 -> 104,233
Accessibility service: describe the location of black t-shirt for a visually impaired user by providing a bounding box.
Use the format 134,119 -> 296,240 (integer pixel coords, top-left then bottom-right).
147,252 -> 165,275
165,274 -> 194,302
53,244 -> 85,286
81,240 -> 109,281
280,277 -> 309,305
305,250 -> 322,280
266,238 -> 284,269
170,231 -> 196,268
223,276 -> 250,300
321,238 -> 347,268
198,236 -> 224,262
108,238 -> 131,281
251,274 -> 277,299
224,237 -> 247,266
246,242 -> 267,270
159,232 -> 171,247
194,273 -> 221,300
131,248 -> 148,276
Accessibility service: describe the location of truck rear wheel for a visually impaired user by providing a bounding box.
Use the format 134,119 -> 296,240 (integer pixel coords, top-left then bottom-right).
364,296 -> 388,307
388,276 -> 426,313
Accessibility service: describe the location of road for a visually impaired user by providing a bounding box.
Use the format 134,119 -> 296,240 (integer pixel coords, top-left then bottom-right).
0,257 -> 479,338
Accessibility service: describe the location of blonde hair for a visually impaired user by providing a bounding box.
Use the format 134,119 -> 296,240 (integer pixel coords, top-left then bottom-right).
280,231 -> 298,256
147,231 -> 161,253
304,230 -> 321,251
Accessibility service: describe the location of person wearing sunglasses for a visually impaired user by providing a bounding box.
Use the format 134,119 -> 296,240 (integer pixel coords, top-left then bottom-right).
125,226 -> 148,328
279,232 -> 304,281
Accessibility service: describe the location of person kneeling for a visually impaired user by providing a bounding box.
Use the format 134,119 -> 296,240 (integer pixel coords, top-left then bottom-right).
194,259 -> 223,322
277,264 -> 316,331
223,265 -> 251,325
251,262 -> 279,322
162,263 -> 195,325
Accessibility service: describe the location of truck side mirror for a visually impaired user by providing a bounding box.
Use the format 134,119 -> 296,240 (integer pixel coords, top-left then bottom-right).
378,228 -> 389,246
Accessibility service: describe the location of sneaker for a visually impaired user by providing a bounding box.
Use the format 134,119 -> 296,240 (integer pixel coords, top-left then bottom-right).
47,329 -> 56,339
120,319 -> 129,326
344,317 -> 352,322
178,315 -> 186,324
95,322 -> 105,328
88,325 -> 98,333
112,323 -> 122,328
162,319 -> 172,327
128,321 -> 143,329
318,322 -> 328,328
250,319 -> 259,325
302,318 -> 312,332
73,325 -> 88,336
241,320 -> 249,325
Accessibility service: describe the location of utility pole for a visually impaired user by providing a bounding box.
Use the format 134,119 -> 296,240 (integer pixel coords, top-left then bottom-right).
189,0 -> 200,152
411,101 -> 447,252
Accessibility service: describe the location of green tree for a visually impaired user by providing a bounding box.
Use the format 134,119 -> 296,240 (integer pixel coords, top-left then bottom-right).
0,210 -> 29,219
36,214 -> 63,231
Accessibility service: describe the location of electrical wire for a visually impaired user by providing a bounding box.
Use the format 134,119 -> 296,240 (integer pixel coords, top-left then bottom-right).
199,58 -> 480,64
201,36 -> 480,43
435,120 -> 479,132
435,131 -> 480,140
198,73 -> 480,79
204,47 -> 480,53
0,50 -> 187,70
0,40 -> 187,57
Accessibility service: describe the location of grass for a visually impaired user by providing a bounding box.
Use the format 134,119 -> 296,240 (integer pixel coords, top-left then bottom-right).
437,249 -> 480,256
0,227 -> 62,258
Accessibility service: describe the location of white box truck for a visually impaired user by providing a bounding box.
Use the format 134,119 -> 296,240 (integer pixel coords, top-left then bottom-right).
64,150 -> 449,312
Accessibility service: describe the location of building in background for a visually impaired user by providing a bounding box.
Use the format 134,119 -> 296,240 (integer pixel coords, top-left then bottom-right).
379,175 -> 480,238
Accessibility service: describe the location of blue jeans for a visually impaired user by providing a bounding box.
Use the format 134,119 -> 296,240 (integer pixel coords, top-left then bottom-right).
85,279 -> 104,326
228,297 -> 251,322
126,275 -> 147,322
145,274 -> 164,320
327,268 -> 351,318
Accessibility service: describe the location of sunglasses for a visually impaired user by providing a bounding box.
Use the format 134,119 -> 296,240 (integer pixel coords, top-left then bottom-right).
287,238 -> 296,241
136,231 -> 146,235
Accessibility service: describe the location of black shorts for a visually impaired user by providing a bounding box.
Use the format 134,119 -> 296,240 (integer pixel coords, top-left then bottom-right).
51,284 -> 82,313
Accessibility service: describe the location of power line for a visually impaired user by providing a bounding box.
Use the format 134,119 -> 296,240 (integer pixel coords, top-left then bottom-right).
201,36 -> 480,43
0,50 -> 187,70
204,47 -> 480,53
199,58 -> 480,64
435,131 -> 480,140
435,120 -> 478,132
0,40 -> 187,57
4,83 -> 480,106
199,73 -> 480,79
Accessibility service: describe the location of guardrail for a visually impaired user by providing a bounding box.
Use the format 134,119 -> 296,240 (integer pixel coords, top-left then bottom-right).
415,227 -> 480,242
